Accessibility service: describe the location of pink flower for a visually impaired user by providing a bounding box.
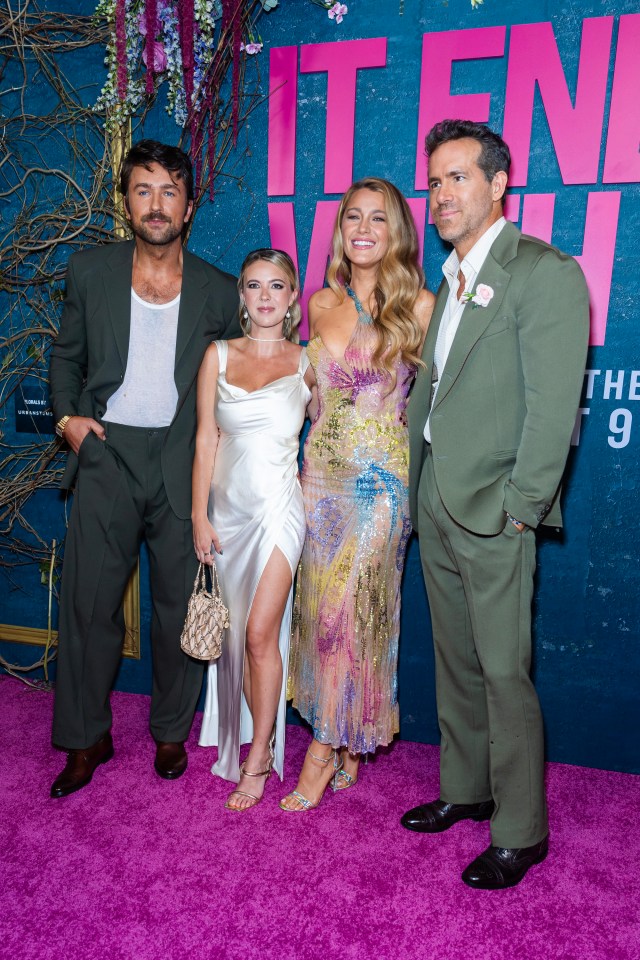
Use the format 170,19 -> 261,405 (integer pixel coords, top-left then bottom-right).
464,283 -> 494,308
240,41 -> 263,55
328,2 -> 348,23
142,39 -> 167,73
472,283 -> 494,306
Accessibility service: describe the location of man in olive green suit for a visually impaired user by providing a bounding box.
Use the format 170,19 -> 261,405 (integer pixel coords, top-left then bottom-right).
400,121 -> 589,888
49,140 -> 240,797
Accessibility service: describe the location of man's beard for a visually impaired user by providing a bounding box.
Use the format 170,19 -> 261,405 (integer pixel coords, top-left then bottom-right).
434,195 -> 494,248
131,214 -> 183,246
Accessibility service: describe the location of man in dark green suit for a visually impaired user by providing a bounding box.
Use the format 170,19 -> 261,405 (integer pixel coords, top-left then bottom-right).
400,121 -> 589,888
49,140 -> 240,797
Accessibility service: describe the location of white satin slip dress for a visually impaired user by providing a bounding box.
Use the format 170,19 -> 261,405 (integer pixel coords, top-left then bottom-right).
198,339 -> 310,782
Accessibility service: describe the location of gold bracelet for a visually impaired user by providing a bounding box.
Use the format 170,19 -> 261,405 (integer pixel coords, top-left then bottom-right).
55,415 -> 72,438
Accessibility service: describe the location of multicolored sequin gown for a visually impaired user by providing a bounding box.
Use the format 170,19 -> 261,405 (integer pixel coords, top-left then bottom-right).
289,316 -> 415,754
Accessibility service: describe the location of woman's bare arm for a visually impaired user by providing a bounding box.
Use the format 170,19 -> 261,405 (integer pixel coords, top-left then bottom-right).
192,343 -> 222,562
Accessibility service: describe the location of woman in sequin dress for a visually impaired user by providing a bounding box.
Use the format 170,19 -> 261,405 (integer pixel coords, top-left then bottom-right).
193,249 -> 314,811
281,179 -> 435,811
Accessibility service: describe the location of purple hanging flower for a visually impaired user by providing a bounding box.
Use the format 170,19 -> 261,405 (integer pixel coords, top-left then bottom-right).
142,39 -> 168,73
208,115 -> 217,200
144,0 -> 159,93
178,0 -> 195,119
222,0 -> 243,146
232,1 -> 242,144
115,0 -> 128,101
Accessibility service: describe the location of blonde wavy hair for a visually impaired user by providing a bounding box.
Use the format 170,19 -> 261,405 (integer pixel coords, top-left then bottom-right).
327,177 -> 425,375
238,248 -> 301,343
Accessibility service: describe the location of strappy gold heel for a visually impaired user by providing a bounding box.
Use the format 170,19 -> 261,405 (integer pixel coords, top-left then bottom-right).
279,746 -> 343,812
225,728 -> 276,812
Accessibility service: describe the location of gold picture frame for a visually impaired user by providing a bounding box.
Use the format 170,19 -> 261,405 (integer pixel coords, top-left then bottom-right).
0,577 -> 140,658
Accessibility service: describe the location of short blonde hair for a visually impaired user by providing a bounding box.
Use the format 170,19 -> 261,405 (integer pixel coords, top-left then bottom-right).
238,248 -> 301,342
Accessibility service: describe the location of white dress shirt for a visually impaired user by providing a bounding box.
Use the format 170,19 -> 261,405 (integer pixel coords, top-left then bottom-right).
424,216 -> 506,442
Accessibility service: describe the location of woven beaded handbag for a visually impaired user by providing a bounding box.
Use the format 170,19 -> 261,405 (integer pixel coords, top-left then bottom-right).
180,562 -> 229,661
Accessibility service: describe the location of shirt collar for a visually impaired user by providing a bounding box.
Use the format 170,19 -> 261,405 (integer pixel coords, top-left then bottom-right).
442,216 -> 507,286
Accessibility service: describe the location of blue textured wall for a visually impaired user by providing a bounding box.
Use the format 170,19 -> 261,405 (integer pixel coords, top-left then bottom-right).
2,0 -> 638,773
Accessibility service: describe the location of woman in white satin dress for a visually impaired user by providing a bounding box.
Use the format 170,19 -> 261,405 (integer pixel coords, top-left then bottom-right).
192,249 -> 315,810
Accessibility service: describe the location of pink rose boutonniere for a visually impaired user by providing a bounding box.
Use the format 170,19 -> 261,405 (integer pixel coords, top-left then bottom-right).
463,283 -> 494,308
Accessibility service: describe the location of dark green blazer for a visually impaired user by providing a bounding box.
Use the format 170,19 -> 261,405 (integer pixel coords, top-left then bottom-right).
49,239 -> 241,520
407,221 -> 590,535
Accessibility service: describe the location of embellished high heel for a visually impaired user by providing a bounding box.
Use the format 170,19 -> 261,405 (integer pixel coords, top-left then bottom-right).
334,769 -> 358,791
335,748 -> 365,791
279,746 -> 343,812
225,729 -> 276,812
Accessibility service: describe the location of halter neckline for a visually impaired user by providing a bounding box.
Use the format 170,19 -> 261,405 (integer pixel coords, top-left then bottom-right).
345,285 -> 374,325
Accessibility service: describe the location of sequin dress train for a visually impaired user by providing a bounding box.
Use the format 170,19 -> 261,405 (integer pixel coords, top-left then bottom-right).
199,340 -> 310,782
288,315 -> 414,754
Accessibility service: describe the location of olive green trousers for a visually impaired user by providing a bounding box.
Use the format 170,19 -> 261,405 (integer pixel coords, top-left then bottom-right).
417,450 -> 548,848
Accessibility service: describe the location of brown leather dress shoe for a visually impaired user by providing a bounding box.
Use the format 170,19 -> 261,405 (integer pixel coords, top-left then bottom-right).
461,836 -> 549,889
154,741 -> 188,780
400,798 -> 495,833
50,733 -> 114,798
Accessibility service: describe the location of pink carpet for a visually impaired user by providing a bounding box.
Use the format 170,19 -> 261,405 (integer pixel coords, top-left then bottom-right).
1,677 -> 638,960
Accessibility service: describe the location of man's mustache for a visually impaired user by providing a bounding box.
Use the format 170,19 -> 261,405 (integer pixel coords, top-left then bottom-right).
142,212 -> 172,223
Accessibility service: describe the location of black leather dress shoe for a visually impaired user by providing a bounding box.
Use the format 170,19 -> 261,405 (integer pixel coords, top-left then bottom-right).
154,741 -> 188,780
462,836 -> 549,889
401,797 -> 495,833
50,733 -> 114,798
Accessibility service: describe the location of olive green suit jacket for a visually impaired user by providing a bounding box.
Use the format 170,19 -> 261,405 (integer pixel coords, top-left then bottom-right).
408,221 -> 590,535
49,239 -> 241,520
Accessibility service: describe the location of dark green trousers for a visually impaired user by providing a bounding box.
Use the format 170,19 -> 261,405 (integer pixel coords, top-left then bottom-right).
417,451 -> 548,848
52,423 -> 202,750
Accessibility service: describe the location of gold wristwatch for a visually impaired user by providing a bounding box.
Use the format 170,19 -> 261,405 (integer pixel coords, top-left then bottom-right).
55,415 -> 72,438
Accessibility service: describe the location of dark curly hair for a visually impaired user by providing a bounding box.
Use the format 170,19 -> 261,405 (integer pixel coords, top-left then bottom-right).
425,119 -> 511,189
119,139 -> 194,202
